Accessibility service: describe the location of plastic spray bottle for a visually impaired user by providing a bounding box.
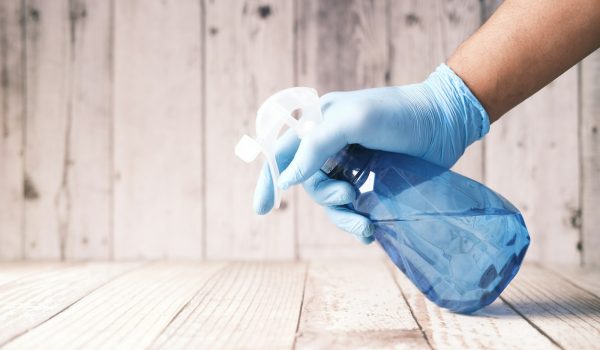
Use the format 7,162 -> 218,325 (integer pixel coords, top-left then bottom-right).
235,87 -> 530,313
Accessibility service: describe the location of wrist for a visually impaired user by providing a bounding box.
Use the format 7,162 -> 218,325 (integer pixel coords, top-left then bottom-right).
418,64 -> 490,167
428,64 -> 490,141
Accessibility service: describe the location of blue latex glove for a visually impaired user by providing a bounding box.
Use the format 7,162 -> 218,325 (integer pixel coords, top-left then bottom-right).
253,64 -> 490,243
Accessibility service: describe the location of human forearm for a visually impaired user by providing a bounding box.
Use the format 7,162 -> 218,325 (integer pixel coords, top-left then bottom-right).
448,0 -> 600,122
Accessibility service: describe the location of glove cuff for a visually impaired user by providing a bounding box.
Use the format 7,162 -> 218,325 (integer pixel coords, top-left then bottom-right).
429,64 -> 491,144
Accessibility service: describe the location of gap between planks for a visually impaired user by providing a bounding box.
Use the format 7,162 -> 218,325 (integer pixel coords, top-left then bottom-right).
1,262 -> 306,350
0,262 -> 145,347
1,262 -> 599,349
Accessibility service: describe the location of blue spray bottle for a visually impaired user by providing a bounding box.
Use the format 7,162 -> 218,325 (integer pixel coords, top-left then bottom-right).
235,87 -> 530,313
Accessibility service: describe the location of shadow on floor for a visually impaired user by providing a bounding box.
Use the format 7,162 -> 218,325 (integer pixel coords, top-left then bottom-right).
474,295 -> 600,318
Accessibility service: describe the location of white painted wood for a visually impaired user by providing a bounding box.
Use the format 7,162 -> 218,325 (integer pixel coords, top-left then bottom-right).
0,0 -> 25,260
4,263 -> 225,350
65,0 -> 112,259
153,262 -> 305,349
204,0 -> 295,259
580,49 -> 600,268
485,67 -> 581,265
501,264 -> 600,349
113,0 -> 204,259
0,0 -> 594,263
389,0 -> 484,181
0,261 -> 598,347
295,0 -> 388,260
23,0 -> 112,261
0,263 -> 58,286
388,261 -> 558,349
295,260 -> 429,349
23,0 -> 70,259
0,262 -> 139,346
549,265 -> 600,296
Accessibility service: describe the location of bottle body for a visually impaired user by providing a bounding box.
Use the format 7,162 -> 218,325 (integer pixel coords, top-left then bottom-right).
324,145 -> 530,313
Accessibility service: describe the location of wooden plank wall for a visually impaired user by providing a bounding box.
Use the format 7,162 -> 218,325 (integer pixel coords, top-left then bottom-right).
0,0 -> 598,265
205,0 -> 295,260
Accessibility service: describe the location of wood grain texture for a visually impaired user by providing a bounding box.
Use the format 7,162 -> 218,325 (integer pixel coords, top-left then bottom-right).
388,261 -> 558,349
3,263 -> 225,349
295,260 -> 429,349
0,0 -> 25,260
0,0 -> 597,263
485,67 -> 581,265
23,0 -> 112,260
580,49 -> 600,268
204,0 -> 295,259
389,0 -> 484,182
153,262 -> 305,349
113,0 -> 204,259
63,0 -> 112,259
0,263 -> 58,287
295,0 -> 388,260
501,264 -> 600,349
23,0 -> 70,259
0,262 -> 599,348
0,262 -> 139,346
549,265 -> 600,296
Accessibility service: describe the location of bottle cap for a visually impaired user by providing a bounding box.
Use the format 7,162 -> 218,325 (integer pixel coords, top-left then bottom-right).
234,87 -> 322,208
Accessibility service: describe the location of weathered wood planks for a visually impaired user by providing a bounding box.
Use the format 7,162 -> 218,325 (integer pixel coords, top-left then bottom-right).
580,49 -> 600,268
153,262 -> 305,349
2,262 -> 596,349
0,262 -> 139,346
20,0 -> 112,260
3,263 -> 224,349
0,0 -> 25,260
23,0 -> 71,259
485,67 -> 581,265
63,0 -> 113,259
501,264 -> 600,349
204,0 -> 296,259
388,261 -> 558,349
295,0 -> 388,259
295,261 -> 429,349
113,0 -> 204,259
0,1 -> 598,264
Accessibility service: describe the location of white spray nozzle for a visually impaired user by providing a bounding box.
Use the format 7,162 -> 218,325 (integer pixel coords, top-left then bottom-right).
234,87 -> 322,209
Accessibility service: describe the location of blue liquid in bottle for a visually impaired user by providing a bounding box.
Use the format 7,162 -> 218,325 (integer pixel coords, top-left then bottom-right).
323,145 -> 530,313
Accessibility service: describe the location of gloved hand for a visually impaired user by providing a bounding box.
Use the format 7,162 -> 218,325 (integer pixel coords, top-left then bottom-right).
253,64 -> 490,243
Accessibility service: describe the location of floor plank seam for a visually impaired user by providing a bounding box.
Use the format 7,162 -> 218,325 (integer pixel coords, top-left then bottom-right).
517,276 -> 600,330
148,262 -> 231,348
0,262 -> 149,348
77,267 -> 195,348
178,263 -> 248,348
499,296 -> 565,350
204,264 -> 261,347
292,262 -> 309,350
546,267 -> 600,300
384,259 -> 433,350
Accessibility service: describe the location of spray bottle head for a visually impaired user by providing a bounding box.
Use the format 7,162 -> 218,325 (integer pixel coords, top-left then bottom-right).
234,87 -> 322,209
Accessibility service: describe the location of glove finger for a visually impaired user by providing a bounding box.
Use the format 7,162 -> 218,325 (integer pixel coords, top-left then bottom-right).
253,162 -> 276,215
278,118 -> 347,189
324,206 -> 374,244
253,129 -> 301,215
303,171 -> 356,206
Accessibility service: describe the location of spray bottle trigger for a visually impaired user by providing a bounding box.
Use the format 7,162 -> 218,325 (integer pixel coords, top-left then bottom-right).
235,135 -> 261,163
235,87 -> 322,210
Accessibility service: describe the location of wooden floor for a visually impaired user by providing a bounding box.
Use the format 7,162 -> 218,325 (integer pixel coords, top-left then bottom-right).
0,261 -> 598,349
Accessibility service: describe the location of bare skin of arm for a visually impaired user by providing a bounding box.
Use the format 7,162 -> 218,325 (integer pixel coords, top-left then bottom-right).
447,0 -> 600,122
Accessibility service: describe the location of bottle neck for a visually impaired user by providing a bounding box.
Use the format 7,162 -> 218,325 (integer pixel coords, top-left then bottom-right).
321,144 -> 375,186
